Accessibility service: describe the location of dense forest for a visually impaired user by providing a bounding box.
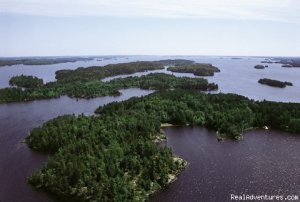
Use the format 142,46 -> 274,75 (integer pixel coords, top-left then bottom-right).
26,90 -> 300,201
258,78 -> 293,88
9,75 -> 44,88
167,63 -> 220,76
0,60 -> 218,103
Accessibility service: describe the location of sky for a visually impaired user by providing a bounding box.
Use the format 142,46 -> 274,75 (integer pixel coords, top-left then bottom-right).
0,0 -> 300,57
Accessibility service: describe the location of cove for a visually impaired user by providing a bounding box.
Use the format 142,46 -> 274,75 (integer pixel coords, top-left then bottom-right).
151,127 -> 300,202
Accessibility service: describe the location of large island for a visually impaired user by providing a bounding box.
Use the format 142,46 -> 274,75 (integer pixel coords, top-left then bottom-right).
26,90 -> 300,201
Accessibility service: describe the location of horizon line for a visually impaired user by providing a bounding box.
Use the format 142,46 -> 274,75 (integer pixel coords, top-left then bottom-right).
0,54 -> 299,58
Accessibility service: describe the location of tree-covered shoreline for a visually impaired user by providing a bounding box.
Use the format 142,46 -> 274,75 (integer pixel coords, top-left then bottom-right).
26,90 -> 300,201
0,60 -> 218,103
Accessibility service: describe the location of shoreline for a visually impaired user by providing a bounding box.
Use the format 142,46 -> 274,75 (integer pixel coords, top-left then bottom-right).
148,130 -> 188,200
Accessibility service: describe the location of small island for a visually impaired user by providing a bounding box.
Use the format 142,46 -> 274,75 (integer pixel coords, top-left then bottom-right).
167,63 -> 220,76
254,65 -> 266,69
258,78 -> 293,88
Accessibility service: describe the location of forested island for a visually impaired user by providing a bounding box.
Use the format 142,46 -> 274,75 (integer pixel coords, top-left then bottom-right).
26,90 -> 300,201
254,65 -> 266,69
258,78 -> 293,88
0,60 -> 218,103
167,63 -> 220,76
0,57 -> 95,67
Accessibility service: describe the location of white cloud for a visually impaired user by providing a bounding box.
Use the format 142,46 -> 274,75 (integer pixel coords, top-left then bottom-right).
0,0 -> 300,22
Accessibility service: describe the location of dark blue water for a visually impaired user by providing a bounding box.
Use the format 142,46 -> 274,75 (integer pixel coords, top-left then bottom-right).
151,127 -> 300,202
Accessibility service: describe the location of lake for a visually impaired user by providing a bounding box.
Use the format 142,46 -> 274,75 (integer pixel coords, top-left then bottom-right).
0,56 -> 299,201
151,127 -> 300,202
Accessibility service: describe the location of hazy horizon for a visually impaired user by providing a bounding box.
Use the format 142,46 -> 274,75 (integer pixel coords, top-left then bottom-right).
1,0 -> 300,57
0,54 -> 299,58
